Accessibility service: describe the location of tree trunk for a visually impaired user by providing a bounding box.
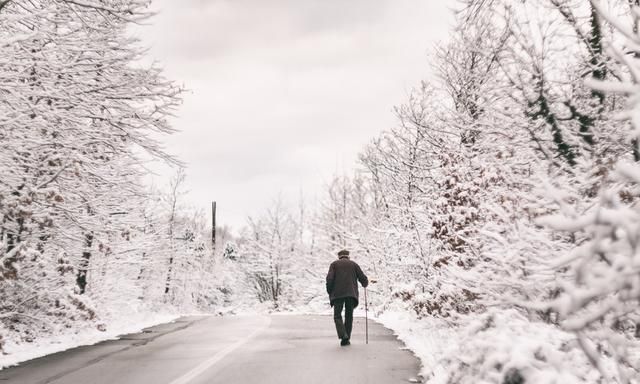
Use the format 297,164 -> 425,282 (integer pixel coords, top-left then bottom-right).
76,232 -> 94,294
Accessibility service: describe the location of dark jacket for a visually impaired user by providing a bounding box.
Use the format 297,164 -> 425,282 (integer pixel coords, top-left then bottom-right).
326,256 -> 368,307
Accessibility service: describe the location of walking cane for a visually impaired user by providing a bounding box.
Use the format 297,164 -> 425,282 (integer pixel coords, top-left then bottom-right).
365,287 -> 369,344
364,279 -> 377,345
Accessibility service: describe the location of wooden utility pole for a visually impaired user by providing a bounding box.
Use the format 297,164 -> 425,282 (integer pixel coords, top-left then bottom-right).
211,201 -> 217,251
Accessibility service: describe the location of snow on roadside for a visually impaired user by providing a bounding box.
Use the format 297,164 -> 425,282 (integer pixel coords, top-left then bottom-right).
0,310 -> 179,370
378,309 -> 603,384
377,310 -> 453,383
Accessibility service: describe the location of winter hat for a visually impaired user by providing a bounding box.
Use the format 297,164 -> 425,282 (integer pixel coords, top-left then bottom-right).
337,249 -> 350,257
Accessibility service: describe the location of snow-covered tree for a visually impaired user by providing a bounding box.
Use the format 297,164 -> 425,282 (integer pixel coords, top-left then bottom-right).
535,1 -> 640,381
0,0 -> 195,349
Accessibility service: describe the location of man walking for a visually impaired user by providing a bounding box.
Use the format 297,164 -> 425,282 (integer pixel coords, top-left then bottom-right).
326,249 -> 368,346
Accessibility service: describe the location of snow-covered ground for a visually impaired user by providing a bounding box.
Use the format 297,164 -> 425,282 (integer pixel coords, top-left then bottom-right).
0,311 -> 179,370
377,309 -> 609,384
377,311 -> 452,383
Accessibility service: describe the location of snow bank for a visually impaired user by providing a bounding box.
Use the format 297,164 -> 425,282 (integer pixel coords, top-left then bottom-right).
377,310 -> 453,383
378,309 -> 603,384
0,310 -> 179,370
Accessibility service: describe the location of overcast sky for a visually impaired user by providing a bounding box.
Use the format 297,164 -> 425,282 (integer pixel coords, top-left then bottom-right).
137,0 -> 455,231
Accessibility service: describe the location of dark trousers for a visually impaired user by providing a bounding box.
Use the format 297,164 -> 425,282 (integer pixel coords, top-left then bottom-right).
333,297 -> 355,339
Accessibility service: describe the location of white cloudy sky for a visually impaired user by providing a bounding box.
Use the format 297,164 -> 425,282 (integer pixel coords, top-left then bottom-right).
137,0 -> 455,231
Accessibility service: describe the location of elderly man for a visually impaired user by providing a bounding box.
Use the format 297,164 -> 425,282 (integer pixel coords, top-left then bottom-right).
326,249 -> 369,346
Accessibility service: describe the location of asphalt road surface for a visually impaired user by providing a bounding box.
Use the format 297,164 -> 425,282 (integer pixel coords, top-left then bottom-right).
0,314 -> 421,384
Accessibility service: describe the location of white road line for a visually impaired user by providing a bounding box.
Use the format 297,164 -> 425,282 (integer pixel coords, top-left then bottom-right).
167,316 -> 272,384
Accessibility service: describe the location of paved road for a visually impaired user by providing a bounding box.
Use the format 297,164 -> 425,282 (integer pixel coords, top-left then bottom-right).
0,315 -> 421,384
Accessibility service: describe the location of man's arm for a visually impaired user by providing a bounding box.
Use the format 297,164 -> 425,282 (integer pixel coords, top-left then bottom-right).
355,263 -> 368,288
326,262 -> 335,294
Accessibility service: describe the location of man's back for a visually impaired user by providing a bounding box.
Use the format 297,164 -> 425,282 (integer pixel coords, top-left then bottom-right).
326,256 -> 368,307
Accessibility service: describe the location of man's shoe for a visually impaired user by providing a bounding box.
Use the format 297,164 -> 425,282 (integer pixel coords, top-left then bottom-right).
340,338 -> 350,346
